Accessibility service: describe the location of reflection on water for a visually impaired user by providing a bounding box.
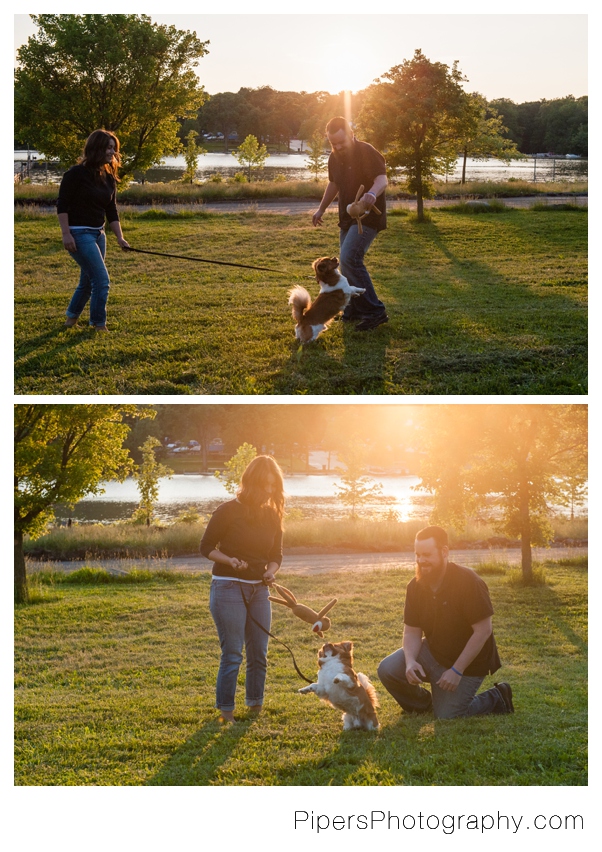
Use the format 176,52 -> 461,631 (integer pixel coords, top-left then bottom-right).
58,474 -> 427,524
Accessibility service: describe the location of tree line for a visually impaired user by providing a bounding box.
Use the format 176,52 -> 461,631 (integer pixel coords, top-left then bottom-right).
15,404 -> 586,602
184,87 -> 587,159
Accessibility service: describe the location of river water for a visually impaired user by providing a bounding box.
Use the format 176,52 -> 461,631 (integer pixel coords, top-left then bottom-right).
15,150 -> 587,184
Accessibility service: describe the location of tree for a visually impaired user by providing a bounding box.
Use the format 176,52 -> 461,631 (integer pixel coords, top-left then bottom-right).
215,443 -> 257,495
416,405 -> 587,582
305,130 -> 328,181
133,437 -> 173,526
14,14 -> 209,176
335,446 -> 383,519
181,130 -> 206,183
458,94 -> 524,183
14,404 -> 147,603
358,49 -> 473,221
234,135 -> 269,181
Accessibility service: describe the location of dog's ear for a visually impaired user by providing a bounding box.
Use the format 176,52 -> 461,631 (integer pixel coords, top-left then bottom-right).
341,641 -> 353,653
330,256 -> 339,266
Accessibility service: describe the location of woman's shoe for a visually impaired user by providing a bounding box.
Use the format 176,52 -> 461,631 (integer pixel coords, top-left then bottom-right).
64,317 -> 78,327
93,325 -> 109,332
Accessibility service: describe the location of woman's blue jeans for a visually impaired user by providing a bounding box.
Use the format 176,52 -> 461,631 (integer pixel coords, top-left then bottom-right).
209,580 -> 271,712
377,640 -> 506,719
339,223 -> 386,320
65,228 -> 110,326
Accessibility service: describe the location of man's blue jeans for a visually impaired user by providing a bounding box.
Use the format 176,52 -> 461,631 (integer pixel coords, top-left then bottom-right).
209,580 -> 271,712
65,228 -> 110,326
378,640 -> 506,719
339,223 -> 386,320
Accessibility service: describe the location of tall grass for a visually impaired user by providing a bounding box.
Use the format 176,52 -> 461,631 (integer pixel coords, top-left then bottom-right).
23,515 -> 587,561
14,178 -> 588,208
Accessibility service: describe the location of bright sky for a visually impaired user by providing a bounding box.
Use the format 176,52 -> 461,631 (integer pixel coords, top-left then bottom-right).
14,12 -> 588,103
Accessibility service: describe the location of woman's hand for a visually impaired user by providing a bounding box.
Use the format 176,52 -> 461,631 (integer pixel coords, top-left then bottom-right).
62,233 -> 77,253
117,237 -> 131,251
262,569 -> 277,586
229,557 -> 248,570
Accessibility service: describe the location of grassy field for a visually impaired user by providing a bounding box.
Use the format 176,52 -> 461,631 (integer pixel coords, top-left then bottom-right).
14,561 -> 587,786
14,205 -> 587,395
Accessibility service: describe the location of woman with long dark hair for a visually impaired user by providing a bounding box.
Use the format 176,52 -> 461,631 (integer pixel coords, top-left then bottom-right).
57,129 -> 130,331
201,455 -> 285,723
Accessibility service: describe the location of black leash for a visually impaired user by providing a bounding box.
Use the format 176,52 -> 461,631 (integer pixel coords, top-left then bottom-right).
240,584 -> 313,684
126,246 -> 289,275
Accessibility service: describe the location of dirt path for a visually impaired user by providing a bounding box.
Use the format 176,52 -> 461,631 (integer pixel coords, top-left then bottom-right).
29,546 -> 586,576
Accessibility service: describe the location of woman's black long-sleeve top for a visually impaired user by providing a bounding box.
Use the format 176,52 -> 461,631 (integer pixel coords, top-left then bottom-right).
56,165 -> 119,227
200,499 -> 283,581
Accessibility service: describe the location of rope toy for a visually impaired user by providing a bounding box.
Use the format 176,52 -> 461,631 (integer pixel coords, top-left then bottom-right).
268,583 -> 338,638
346,184 -> 381,234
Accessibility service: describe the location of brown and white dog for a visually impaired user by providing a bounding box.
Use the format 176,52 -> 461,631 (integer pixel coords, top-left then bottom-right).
298,641 -> 380,730
288,257 -> 365,344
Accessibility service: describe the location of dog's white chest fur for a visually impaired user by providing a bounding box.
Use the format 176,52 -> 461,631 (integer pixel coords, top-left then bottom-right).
304,655 -> 361,715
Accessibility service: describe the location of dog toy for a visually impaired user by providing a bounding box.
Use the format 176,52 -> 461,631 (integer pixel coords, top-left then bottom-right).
268,583 -> 338,637
346,184 -> 381,234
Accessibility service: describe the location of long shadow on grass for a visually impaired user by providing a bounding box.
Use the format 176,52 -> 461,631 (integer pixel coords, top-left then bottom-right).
148,717 -> 257,786
274,325 -> 392,394
15,324 -> 95,362
379,219 -> 586,391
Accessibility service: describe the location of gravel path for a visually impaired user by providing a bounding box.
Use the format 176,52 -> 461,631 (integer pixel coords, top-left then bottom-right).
28,546 -> 586,576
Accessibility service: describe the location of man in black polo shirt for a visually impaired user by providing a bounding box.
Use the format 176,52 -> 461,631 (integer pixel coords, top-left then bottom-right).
378,525 -> 514,719
312,116 -> 388,331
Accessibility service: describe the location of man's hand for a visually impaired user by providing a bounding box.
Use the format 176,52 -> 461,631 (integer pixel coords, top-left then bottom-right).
406,661 -> 427,685
436,668 -> 462,692
312,209 -> 324,227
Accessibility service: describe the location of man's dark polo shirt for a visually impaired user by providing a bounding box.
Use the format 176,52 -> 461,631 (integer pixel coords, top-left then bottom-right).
403,562 -> 501,676
328,138 -> 387,232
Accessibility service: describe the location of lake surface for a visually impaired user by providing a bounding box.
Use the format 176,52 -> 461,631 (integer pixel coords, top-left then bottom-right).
58,474 -> 425,523
15,150 -> 587,184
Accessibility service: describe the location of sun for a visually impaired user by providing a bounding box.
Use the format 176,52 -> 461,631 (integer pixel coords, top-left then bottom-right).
322,43 -> 378,97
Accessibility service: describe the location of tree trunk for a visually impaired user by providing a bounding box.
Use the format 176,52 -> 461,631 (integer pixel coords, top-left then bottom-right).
416,162 -> 425,221
518,472 -> 533,583
461,147 -> 468,184
14,530 -> 28,604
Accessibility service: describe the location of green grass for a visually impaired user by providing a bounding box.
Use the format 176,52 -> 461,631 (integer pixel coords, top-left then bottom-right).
14,207 -> 587,394
14,561 -> 587,785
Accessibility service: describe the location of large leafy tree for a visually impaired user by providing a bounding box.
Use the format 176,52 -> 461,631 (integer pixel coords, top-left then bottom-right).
357,49 -> 473,221
416,405 -> 587,582
14,14 -> 209,175
14,404 -> 150,603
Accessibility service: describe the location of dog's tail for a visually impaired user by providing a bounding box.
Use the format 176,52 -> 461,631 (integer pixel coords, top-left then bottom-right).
357,672 -> 380,709
288,285 -> 311,323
